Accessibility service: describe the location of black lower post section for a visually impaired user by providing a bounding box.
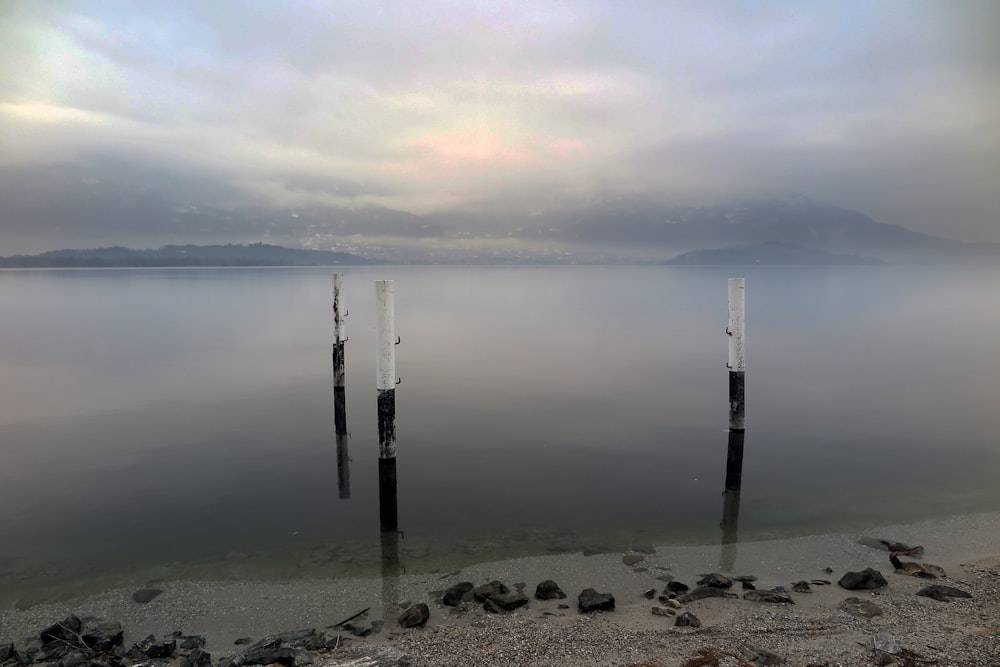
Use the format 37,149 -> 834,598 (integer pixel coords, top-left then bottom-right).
334,386 -> 350,499
332,341 -> 345,389
376,386 -> 400,622
720,430 -> 745,572
377,388 -> 396,459
378,457 -> 398,534
728,370 -> 745,431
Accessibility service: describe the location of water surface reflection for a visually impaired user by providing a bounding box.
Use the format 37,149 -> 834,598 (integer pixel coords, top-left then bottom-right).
1,266 -> 999,603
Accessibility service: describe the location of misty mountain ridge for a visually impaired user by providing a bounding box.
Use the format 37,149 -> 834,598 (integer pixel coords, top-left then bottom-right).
1,160 -> 997,264
0,243 -> 370,268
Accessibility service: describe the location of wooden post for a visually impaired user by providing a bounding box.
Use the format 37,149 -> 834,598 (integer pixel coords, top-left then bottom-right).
376,279 -> 400,626
332,274 -> 346,390
727,278 -> 746,431
379,459 -> 398,533
334,385 -> 350,499
332,274 -> 350,498
376,280 -> 397,460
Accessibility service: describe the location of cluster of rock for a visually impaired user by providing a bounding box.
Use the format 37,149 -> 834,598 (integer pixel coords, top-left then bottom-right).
331,578 -> 617,639
0,617 -> 339,667
837,555 -> 972,604
640,572 -> 810,628
639,553 -> 973,631
430,579 -> 615,617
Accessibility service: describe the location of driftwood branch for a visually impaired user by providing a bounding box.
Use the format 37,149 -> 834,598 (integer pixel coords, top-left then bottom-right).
327,608 -> 371,629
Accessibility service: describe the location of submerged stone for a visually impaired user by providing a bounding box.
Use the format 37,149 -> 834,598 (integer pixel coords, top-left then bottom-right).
398,604 -> 430,629
578,588 -> 615,613
484,591 -> 529,612
696,573 -> 733,589
838,568 -> 887,590
675,612 -> 701,628
839,597 -> 883,618
916,585 -> 972,602
473,581 -> 509,602
680,587 -> 739,602
744,590 -> 794,604
534,580 -> 567,600
442,582 -> 474,606
131,589 -> 163,604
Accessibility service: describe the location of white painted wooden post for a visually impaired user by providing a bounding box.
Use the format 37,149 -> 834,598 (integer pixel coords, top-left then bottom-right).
727,278 -> 746,431
332,273 -> 350,498
375,280 -> 399,542
376,280 -> 396,394
333,273 -> 347,390
376,280 -> 397,461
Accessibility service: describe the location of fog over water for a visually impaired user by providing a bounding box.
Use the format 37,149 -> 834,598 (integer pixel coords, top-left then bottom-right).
1,265 -> 999,601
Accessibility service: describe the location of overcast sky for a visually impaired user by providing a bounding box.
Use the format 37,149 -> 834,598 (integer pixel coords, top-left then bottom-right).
1,0 -> 998,247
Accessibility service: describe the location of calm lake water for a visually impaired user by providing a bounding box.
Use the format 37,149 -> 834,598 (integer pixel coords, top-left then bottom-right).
1,265 -> 999,605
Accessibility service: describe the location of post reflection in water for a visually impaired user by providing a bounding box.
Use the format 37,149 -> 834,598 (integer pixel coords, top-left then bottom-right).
334,386 -> 350,499
719,430 -> 745,572
379,458 -> 401,628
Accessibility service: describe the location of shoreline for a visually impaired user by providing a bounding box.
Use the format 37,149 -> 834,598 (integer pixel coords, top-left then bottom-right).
3,512 -> 1000,665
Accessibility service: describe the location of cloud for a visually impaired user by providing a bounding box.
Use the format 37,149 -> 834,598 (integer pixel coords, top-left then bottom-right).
1,0 -> 998,250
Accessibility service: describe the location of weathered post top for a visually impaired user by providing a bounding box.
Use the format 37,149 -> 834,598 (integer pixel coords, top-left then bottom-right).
333,273 -> 346,343
727,278 -> 746,431
727,278 -> 746,373
376,280 -> 396,391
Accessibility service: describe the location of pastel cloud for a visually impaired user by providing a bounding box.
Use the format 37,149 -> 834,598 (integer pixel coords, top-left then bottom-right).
0,0 -> 998,246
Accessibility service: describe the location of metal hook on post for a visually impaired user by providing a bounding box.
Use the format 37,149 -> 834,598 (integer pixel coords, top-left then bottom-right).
395,336 -> 401,345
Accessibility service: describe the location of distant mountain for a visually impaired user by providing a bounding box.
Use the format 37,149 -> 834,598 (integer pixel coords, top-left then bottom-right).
2,161 -> 997,264
666,241 -> 883,266
0,161 -> 443,253
421,196 -> 1000,263
495,196 -> 991,263
0,243 -> 371,268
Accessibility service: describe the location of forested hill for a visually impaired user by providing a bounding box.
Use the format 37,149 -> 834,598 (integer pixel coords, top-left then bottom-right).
0,243 -> 371,268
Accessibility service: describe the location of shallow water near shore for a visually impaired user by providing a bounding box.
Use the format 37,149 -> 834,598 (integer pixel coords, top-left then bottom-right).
1,265 -> 999,608
3,511 -> 999,652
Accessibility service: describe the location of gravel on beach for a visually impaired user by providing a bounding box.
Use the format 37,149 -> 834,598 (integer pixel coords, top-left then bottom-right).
327,556 -> 1000,666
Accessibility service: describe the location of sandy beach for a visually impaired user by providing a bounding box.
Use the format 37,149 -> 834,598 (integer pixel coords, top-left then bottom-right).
325,554 -> 1000,666
3,513 -> 999,666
